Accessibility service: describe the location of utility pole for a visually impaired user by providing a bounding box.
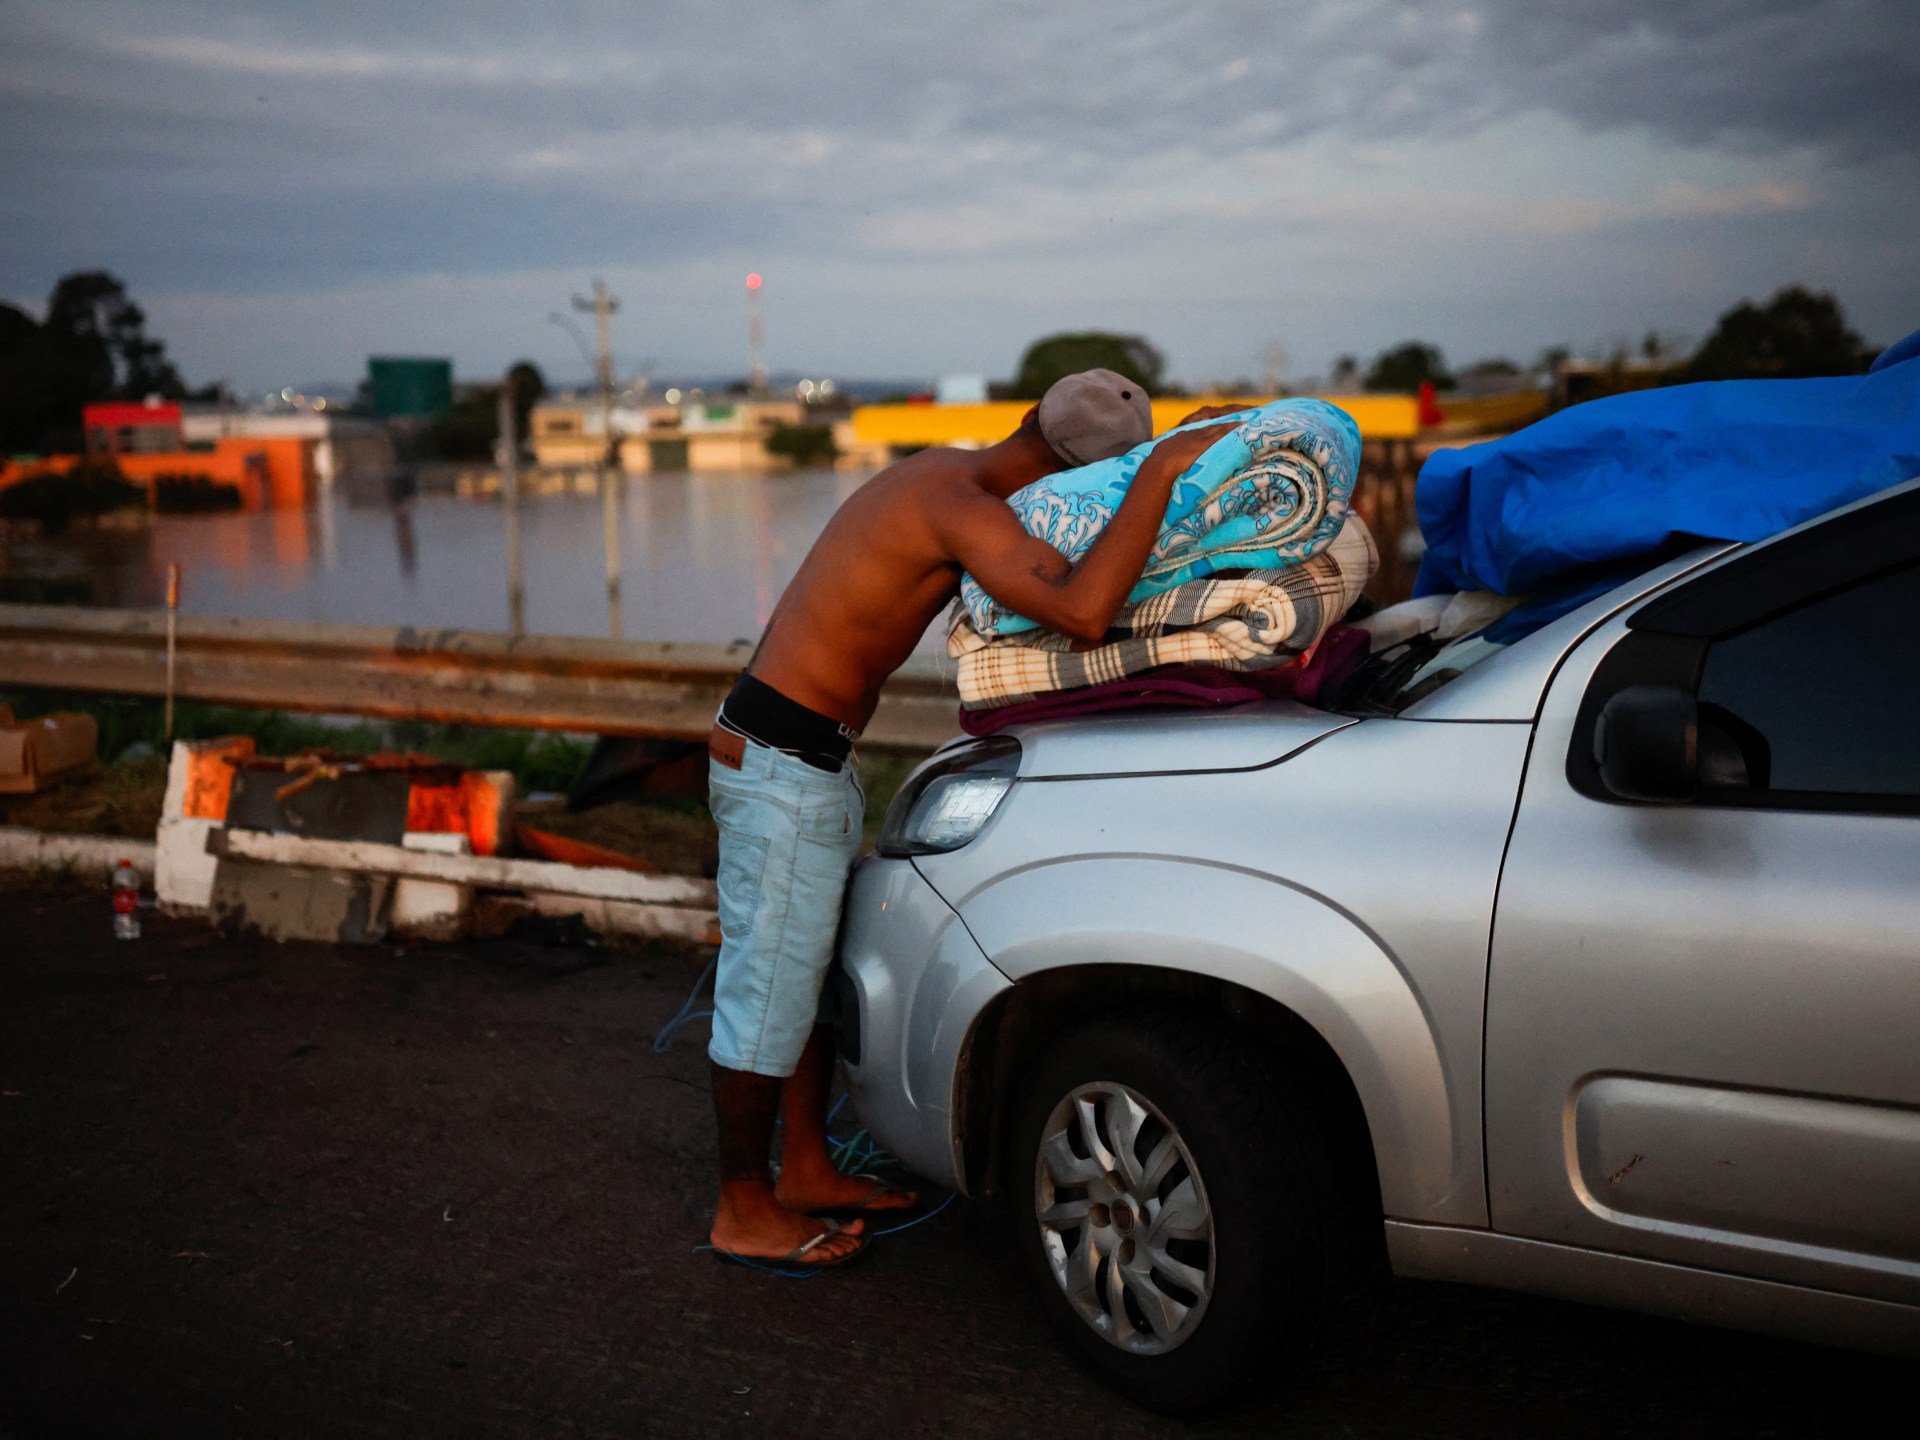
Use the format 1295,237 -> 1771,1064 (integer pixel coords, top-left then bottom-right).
496,381 -> 525,636
573,279 -> 624,639
745,272 -> 766,398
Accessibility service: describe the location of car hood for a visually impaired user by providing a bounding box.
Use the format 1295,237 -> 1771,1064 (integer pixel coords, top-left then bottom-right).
996,700 -> 1356,778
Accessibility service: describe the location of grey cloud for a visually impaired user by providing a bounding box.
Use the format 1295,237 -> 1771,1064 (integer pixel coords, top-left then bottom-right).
19,2 -> 1916,159
1465,0 -> 1920,159
2,0 -> 1914,383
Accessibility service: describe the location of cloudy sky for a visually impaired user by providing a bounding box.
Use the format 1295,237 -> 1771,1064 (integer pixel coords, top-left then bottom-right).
4,0 -> 1916,393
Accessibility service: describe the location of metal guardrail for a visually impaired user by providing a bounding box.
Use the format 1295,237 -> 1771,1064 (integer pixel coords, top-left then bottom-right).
0,604 -> 960,751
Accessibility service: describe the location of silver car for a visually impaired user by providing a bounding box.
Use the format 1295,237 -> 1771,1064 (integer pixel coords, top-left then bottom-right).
834,479 -> 1920,1411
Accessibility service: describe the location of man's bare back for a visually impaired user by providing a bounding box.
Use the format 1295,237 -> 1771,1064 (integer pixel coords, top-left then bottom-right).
749,408 -> 1241,732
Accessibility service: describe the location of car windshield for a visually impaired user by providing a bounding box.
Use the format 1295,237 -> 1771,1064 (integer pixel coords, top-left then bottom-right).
1328,554 -> 1674,716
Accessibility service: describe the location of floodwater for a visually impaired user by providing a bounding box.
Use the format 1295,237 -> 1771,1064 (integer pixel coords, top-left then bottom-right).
3,467 -> 956,655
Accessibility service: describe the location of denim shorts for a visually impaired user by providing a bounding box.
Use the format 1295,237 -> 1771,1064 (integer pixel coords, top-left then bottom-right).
707,737 -> 865,1078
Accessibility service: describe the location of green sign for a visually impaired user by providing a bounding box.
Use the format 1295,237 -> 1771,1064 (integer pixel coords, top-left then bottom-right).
367,357 -> 453,418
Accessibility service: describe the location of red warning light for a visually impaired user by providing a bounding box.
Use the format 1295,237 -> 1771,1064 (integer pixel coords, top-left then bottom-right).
745,273 -> 763,291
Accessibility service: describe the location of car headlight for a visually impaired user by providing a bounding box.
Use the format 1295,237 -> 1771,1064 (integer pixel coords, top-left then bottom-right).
878,736 -> 1020,856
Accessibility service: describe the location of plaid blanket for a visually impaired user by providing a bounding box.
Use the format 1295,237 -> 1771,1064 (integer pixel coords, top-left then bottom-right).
950,514 -> 1376,709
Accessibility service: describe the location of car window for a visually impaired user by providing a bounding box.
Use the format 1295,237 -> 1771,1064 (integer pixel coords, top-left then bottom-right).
1697,561 -> 1920,799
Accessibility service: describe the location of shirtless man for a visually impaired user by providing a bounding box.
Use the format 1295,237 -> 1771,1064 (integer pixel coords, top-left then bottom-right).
705,370 -> 1241,1268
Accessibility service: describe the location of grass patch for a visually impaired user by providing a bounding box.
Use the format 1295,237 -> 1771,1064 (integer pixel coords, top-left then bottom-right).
0,574 -> 96,606
855,749 -> 919,841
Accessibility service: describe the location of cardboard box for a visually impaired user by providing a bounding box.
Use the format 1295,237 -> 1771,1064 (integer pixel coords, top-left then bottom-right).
0,706 -> 99,794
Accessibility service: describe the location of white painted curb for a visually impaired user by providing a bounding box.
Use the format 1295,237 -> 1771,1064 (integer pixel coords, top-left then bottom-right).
0,825 -> 155,879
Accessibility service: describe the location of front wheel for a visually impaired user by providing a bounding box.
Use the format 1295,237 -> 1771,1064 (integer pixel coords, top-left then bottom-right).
1007,1011 -> 1339,1414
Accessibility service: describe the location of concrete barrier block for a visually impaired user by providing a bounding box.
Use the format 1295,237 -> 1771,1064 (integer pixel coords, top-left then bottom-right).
392,831 -> 471,940
210,859 -> 394,943
155,816 -> 220,912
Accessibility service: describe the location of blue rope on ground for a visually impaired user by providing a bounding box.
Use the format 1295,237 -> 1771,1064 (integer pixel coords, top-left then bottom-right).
693,1244 -> 824,1281
652,954 -> 718,1054
872,1192 -> 955,1236
829,1128 -> 883,1172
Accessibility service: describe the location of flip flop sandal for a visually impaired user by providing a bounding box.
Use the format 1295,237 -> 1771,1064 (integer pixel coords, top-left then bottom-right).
712,1217 -> 869,1272
807,1173 -> 919,1217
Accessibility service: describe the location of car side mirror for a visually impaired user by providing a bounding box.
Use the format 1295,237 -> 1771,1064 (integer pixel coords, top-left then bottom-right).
1593,685 -> 1698,803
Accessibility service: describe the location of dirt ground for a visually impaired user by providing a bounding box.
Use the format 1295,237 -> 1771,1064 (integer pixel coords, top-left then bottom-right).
2,885 -> 1912,1439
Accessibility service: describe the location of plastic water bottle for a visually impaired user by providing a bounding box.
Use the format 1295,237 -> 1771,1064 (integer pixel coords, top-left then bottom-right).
112,860 -> 141,940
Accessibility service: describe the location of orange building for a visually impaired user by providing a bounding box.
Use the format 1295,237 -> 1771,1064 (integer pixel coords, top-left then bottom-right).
83,400 -> 185,455
2,400 -> 316,511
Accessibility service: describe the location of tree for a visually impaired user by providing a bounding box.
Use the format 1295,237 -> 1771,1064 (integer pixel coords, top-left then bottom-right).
0,303 -> 63,455
505,361 -> 546,440
1364,342 -> 1453,393
421,365 -> 550,462
0,459 -> 146,534
1010,332 -> 1165,401
1686,286 -> 1872,381
764,423 -> 839,467
0,271 -> 189,455
421,386 -> 499,462
43,271 -> 187,400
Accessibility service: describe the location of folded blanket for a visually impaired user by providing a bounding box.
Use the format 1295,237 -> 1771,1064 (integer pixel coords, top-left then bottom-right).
960,397 -> 1362,638
955,627 -> 1373,737
950,513 -> 1376,709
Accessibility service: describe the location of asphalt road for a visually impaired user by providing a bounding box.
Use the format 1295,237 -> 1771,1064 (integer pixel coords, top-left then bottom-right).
2,888 -> 1911,1439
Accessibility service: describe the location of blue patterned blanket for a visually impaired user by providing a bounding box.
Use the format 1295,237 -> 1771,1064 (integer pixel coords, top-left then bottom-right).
960,398 -> 1361,637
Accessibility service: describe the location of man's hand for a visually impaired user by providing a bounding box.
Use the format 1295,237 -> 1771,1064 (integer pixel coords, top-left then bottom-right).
1171,402 -> 1252,427
1136,418 -> 1240,485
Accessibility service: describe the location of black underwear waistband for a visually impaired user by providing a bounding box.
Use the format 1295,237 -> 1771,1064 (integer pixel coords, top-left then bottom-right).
718,673 -> 857,772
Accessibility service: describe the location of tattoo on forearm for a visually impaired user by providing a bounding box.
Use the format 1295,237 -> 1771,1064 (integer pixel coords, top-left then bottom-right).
1030,559 -> 1071,589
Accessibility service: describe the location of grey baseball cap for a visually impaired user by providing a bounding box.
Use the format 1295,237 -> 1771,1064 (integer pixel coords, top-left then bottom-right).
1037,368 -> 1153,466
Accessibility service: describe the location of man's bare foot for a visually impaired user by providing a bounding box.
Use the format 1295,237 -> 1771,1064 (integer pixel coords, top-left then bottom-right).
711,1181 -> 867,1265
774,1160 -> 918,1216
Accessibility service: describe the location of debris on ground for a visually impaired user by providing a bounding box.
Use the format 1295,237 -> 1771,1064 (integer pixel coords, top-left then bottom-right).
133,738 -> 720,947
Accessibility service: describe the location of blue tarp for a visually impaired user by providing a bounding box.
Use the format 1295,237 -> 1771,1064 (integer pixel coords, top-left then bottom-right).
1413,330 -> 1920,597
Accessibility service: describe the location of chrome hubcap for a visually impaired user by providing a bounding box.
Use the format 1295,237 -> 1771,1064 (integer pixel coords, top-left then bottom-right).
1033,1081 -> 1215,1354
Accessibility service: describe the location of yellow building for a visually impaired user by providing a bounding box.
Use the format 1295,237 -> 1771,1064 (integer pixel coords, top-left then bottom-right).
848,395 -> 1422,451
527,404 -> 604,467
527,398 -> 819,473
